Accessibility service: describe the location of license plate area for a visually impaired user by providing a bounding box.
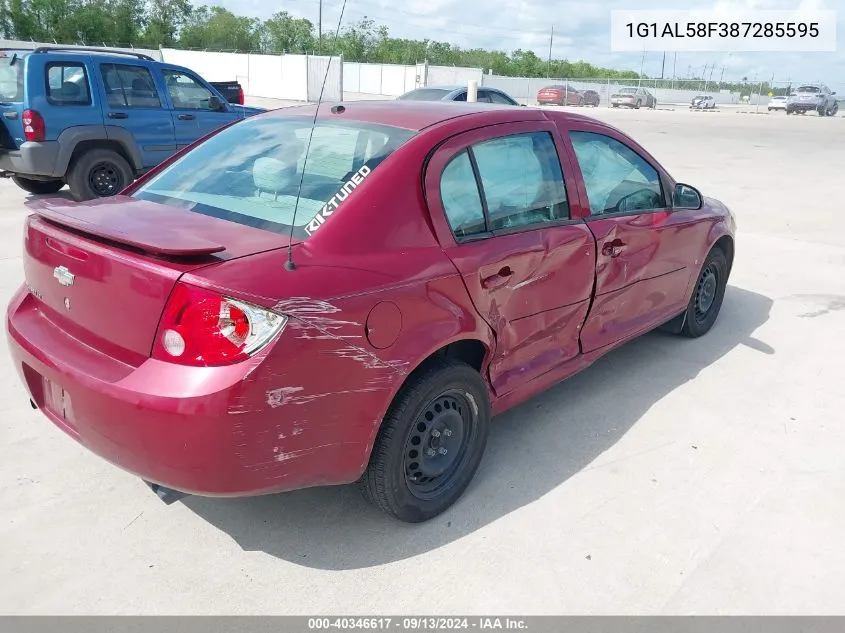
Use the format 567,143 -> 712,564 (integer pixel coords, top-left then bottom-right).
42,376 -> 77,429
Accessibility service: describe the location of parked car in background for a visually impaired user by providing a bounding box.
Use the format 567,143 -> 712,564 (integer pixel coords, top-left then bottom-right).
536,84 -> 583,106
690,95 -> 716,110
0,47 -> 264,201
786,84 -> 838,116
582,89 -> 600,107
610,87 -> 656,109
397,85 -> 520,105
767,95 -> 788,111
209,80 -> 245,105
7,101 -> 736,522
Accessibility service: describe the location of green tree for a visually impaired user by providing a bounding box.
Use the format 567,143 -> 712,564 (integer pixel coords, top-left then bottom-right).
262,11 -> 314,54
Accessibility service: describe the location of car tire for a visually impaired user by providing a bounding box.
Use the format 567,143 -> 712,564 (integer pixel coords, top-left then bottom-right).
817,107 -> 826,117
680,247 -> 729,338
67,148 -> 134,201
11,176 -> 64,195
636,100 -> 642,109
358,358 -> 491,523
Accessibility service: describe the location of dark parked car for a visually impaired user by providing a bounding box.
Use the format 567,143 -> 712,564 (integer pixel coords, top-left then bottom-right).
611,87 -> 657,109
397,85 -> 520,105
582,89 -> 600,107
209,81 -> 245,105
0,47 -> 263,200
7,101 -> 736,523
537,84 -> 582,106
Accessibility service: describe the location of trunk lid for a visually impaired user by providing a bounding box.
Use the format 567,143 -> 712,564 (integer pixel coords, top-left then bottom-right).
23,196 -> 295,361
0,51 -> 26,150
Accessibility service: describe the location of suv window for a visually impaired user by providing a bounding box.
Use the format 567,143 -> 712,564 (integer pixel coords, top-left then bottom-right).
440,131 -> 569,238
162,70 -> 216,110
46,63 -> 90,105
101,64 -> 161,108
570,131 -> 664,216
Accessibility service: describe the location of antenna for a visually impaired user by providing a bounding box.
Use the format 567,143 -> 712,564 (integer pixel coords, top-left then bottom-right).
284,0 -> 349,272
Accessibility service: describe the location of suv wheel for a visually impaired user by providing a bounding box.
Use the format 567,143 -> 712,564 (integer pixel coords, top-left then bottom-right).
67,148 -> 133,201
358,358 -> 491,522
11,176 -> 64,196
636,99 -> 642,109
818,106 -> 826,117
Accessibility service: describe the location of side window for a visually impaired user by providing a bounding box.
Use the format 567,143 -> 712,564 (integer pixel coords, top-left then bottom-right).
162,70 -> 217,110
488,91 -> 515,105
100,64 -> 161,108
46,63 -> 91,105
569,131 -> 664,216
440,150 -> 486,238
453,91 -> 467,102
472,132 -> 569,230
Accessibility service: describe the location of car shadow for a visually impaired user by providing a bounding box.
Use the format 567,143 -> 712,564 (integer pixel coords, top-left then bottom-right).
23,190 -> 74,203
183,285 -> 774,570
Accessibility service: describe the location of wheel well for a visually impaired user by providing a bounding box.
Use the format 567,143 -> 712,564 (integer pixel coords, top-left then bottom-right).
69,140 -> 135,172
417,339 -> 487,376
713,235 -> 735,274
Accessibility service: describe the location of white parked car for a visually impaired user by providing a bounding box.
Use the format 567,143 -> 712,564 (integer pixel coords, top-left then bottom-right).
690,95 -> 716,109
768,95 -> 788,111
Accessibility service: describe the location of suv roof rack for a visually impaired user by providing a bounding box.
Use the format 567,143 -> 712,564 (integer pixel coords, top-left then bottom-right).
32,46 -> 155,61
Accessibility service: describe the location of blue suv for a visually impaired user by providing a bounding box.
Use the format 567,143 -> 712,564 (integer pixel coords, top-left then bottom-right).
0,47 -> 263,200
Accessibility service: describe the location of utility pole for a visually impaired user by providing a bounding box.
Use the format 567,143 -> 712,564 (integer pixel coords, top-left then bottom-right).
548,25 -> 553,77
661,51 -> 666,79
318,0 -> 322,54
639,48 -> 646,86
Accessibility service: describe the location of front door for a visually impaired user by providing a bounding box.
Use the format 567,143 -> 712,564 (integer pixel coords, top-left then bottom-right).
95,62 -> 176,168
425,121 -> 595,397
565,126 -> 706,351
159,68 -> 239,148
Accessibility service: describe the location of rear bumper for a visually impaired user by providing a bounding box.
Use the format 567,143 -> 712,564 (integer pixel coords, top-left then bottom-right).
787,102 -> 824,111
0,141 -> 61,178
5,286 -> 375,497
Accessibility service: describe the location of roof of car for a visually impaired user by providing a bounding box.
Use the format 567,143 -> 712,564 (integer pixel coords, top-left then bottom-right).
265,99 -> 596,132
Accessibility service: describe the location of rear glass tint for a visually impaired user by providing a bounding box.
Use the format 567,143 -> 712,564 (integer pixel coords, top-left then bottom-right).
398,89 -> 451,100
0,56 -> 23,101
797,86 -> 820,93
132,115 -> 415,239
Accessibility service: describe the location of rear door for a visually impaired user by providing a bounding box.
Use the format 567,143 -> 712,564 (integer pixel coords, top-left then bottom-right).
95,62 -> 176,168
0,51 -> 26,149
425,121 -> 595,397
562,122 -> 707,351
159,68 -> 239,146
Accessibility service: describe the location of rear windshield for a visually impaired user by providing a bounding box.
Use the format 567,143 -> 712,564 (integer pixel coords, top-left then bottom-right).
797,86 -> 820,93
132,115 -> 415,239
0,55 -> 24,102
619,88 -> 637,94
398,89 -> 451,100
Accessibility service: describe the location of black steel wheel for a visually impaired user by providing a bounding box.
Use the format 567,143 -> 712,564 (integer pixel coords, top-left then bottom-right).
67,148 -> 134,201
681,247 -> 729,338
359,358 -> 490,522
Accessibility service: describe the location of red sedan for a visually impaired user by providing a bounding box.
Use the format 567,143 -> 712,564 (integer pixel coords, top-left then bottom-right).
537,84 -> 583,106
6,101 -> 736,522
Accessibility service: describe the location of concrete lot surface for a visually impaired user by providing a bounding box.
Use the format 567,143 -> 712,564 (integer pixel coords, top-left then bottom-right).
1,107 -> 844,615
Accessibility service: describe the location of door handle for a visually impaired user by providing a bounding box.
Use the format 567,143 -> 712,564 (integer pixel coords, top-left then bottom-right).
601,239 -> 626,258
108,112 -> 128,119
177,113 -> 196,120
481,266 -> 513,290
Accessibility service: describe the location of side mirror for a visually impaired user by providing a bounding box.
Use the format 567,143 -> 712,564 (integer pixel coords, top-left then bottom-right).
673,183 -> 703,210
208,95 -> 227,112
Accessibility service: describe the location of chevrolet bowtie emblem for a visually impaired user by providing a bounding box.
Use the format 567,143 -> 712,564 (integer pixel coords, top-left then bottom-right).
53,266 -> 75,287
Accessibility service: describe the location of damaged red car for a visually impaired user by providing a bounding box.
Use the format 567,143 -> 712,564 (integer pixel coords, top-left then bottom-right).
6,101 -> 736,522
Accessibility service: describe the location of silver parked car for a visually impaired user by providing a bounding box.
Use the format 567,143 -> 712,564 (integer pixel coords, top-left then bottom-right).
397,85 -> 521,105
786,84 -> 838,116
610,86 -> 657,109
691,95 -> 716,109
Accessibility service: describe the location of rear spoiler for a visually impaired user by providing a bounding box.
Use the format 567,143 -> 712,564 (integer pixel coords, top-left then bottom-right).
27,197 -> 226,257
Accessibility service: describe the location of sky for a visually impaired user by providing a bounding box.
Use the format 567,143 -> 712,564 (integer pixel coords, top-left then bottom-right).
219,0 -> 845,92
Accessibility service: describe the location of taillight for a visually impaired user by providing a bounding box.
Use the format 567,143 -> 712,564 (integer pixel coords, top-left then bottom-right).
238,86 -> 245,105
22,110 -> 45,142
152,283 -> 287,366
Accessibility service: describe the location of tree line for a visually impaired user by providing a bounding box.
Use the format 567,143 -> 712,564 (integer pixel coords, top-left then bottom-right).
0,0 -> 782,93
0,0 -> 642,79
